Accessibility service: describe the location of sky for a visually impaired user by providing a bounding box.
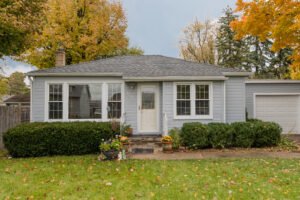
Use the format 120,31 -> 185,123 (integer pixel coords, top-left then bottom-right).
1,0 -> 237,76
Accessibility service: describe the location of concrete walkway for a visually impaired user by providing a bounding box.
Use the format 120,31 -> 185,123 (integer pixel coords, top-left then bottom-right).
128,150 -> 300,160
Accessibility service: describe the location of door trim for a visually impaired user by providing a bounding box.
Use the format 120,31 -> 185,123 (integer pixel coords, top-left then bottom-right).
137,83 -> 160,134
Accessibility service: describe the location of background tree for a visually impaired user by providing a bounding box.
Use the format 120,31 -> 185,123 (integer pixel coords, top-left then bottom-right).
0,75 -> 8,98
230,0 -> 300,79
179,20 -> 216,64
22,0 -> 141,69
216,7 -> 251,70
8,72 -> 28,95
0,0 -> 46,58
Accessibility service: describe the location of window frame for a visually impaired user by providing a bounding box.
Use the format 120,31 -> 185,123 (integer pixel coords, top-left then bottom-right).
45,80 -> 124,122
173,82 -> 213,119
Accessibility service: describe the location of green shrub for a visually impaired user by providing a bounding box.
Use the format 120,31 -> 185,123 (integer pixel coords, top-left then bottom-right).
181,123 -> 210,149
253,121 -> 282,147
231,122 -> 256,148
208,123 -> 233,148
169,128 -> 181,150
3,122 -> 116,157
247,118 -> 263,123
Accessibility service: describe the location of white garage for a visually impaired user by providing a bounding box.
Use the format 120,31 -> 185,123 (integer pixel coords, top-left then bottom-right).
254,94 -> 300,134
246,80 -> 300,134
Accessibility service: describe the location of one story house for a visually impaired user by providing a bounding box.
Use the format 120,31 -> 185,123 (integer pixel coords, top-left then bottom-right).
27,55 -> 251,135
27,54 -> 300,135
3,93 -> 30,107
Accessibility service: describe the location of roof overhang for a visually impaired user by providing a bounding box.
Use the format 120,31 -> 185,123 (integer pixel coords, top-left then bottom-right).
26,72 -> 123,77
123,76 -> 228,81
222,72 -> 253,77
246,80 -> 300,84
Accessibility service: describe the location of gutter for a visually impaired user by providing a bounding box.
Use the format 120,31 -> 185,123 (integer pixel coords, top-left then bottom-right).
222,72 -> 253,77
123,76 -> 228,81
246,80 -> 300,84
26,72 -> 123,77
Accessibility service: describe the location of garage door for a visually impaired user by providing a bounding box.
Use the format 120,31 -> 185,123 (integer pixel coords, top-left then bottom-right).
255,95 -> 300,134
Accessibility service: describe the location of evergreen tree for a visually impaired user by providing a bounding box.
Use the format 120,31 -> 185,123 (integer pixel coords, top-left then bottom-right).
216,7 -> 250,70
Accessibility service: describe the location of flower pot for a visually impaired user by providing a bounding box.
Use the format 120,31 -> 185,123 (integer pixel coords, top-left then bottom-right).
162,142 -> 173,152
102,150 -> 119,160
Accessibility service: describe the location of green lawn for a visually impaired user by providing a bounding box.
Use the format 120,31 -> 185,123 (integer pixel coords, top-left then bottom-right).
0,155 -> 300,199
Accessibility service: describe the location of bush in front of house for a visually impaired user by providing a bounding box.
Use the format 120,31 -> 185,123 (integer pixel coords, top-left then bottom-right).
231,122 -> 257,148
208,123 -> 234,148
180,121 -> 282,149
253,121 -> 282,147
169,128 -> 181,150
181,123 -> 210,149
3,122 -> 116,157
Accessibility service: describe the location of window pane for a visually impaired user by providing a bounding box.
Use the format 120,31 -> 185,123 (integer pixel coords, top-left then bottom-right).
108,102 -> 121,119
49,84 -> 63,101
176,100 -> 191,115
177,85 -> 190,99
108,84 -> 121,101
68,84 -> 102,119
142,92 -> 155,109
196,100 -> 209,115
196,85 -> 209,99
48,102 -> 63,119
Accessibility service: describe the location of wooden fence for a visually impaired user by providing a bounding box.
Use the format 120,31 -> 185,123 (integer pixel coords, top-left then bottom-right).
0,106 -> 30,149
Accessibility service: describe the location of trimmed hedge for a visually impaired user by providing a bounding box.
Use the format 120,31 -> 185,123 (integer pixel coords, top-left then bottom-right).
253,121 -> 282,147
181,122 -> 210,149
3,122 -> 117,157
181,121 -> 282,149
208,123 -> 234,148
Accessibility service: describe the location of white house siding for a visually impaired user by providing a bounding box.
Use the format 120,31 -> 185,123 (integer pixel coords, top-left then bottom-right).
124,83 -> 138,134
31,77 -> 46,121
162,81 -> 225,129
246,82 -> 300,119
225,77 -> 247,123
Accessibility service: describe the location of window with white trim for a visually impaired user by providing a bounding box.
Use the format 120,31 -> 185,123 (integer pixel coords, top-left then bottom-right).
48,84 -> 63,119
175,83 -> 212,118
176,85 -> 191,115
195,85 -> 209,115
107,83 -> 122,119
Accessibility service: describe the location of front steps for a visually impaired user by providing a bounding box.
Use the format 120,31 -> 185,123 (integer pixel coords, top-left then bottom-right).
128,135 -> 162,154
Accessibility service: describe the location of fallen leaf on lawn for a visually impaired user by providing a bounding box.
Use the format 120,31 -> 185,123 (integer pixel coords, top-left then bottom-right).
106,182 -> 112,186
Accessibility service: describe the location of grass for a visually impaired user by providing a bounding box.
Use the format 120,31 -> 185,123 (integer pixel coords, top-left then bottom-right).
0,155 -> 300,199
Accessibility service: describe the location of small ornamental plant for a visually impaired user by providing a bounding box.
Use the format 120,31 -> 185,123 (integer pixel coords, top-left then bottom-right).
161,135 -> 173,143
99,138 -> 123,160
161,135 -> 173,152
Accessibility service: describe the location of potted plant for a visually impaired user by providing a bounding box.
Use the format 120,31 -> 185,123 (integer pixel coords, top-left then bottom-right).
161,135 -> 173,152
121,123 -> 133,137
99,139 -> 122,160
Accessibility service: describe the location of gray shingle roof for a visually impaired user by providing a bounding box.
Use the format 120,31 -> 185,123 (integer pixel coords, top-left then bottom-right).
27,55 -> 245,77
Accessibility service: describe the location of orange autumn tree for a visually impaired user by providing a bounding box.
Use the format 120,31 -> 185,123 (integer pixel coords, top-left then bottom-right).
231,0 -> 300,79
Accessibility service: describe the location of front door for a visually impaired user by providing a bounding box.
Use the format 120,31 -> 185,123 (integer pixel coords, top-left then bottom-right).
138,83 -> 160,133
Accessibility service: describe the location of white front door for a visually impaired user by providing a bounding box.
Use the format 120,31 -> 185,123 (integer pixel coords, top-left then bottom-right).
138,83 -> 160,134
